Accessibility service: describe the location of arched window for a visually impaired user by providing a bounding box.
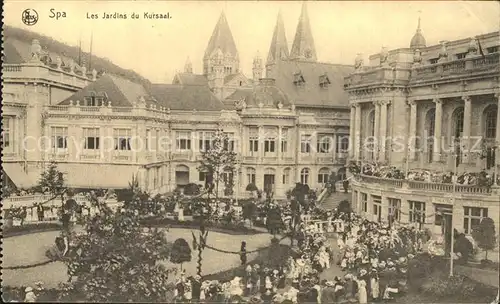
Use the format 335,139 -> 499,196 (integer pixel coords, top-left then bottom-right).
300,168 -> 310,185
453,107 -> 464,138
426,108 -> 436,163
369,110 -> 376,137
317,167 -> 330,185
246,168 -> 256,185
426,108 -> 436,137
485,105 -> 498,139
282,168 -> 291,185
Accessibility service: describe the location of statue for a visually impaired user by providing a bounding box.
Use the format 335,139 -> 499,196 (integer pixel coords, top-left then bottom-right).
68,59 -> 75,73
438,41 -> 448,61
291,104 -> 296,111
413,49 -> 422,65
56,56 -> 62,69
81,66 -> 87,77
91,69 -> 97,81
31,39 -> 42,61
277,101 -> 283,109
380,47 -> 389,66
467,38 -> 478,56
354,54 -> 364,71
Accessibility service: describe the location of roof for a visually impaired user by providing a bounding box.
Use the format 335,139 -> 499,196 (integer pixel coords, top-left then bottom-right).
172,73 -> 208,86
149,84 -> 226,111
267,11 -> 290,64
203,12 -> 239,59
59,74 -> 154,107
224,79 -> 290,109
3,38 -> 31,64
290,2 -> 317,61
272,60 -> 354,107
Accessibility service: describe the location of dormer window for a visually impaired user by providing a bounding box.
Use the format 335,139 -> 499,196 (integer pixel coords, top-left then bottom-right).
84,91 -> 108,106
319,73 -> 331,88
487,46 -> 498,54
429,58 -> 439,64
456,52 -> 467,60
293,72 -> 305,86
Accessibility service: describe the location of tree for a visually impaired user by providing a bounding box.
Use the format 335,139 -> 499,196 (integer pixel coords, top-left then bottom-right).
184,183 -> 201,196
170,238 -> 192,271
472,217 -> 497,261
38,161 -> 66,198
61,191 -> 175,302
246,183 -> 258,197
197,130 -> 237,200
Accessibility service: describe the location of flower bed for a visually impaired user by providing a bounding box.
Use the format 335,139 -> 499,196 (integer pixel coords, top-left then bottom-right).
141,217 -> 265,235
3,222 -> 62,238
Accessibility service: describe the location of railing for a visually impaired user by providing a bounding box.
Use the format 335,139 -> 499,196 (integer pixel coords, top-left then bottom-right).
317,186 -> 330,204
357,174 -> 492,195
411,53 -> 499,81
171,152 -> 191,160
3,66 -> 22,72
359,174 -> 403,188
244,156 -> 258,162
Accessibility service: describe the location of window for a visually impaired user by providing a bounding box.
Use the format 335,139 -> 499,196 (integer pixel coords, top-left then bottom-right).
487,46 -> 498,54
51,127 -> 68,150
336,135 -> 350,154
199,171 -> 207,182
222,171 -> 234,185
114,129 -> 131,151
318,168 -> 330,184
361,193 -> 368,212
249,128 -> 259,153
485,105 -> 498,139
463,207 -> 488,234
317,134 -> 332,153
247,168 -> 256,185
83,128 -> 100,150
456,52 -> 467,59
281,128 -> 288,153
2,116 -> 11,149
146,129 -> 151,151
301,134 -> 311,153
176,131 -> 192,151
409,201 -> 426,223
388,198 -> 401,223
429,58 -> 439,64
223,132 -> 235,151
198,131 -> 215,152
84,92 -> 106,106
264,128 -> 277,153
300,168 -> 310,185
453,107 -> 464,138
426,108 -> 436,163
372,195 -> 382,222
293,72 -> 305,86
319,74 -> 331,88
282,168 -> 291,185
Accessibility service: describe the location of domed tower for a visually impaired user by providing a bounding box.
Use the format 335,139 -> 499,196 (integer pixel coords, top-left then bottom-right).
410,15 -> 426,50
253,52 -> 263,81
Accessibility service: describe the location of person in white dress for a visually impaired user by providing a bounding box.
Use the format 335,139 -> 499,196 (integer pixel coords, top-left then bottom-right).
356,279 -> 368,304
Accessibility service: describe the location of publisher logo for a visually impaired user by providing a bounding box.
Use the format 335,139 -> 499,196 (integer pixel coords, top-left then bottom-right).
22,9 -> 38,26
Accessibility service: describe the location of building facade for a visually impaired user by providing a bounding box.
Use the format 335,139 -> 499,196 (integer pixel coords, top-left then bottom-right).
345,19 -> 500,236
2,4 -> 352,198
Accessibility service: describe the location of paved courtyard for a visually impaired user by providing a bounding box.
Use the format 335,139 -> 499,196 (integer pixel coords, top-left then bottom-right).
3,228 -> 284,288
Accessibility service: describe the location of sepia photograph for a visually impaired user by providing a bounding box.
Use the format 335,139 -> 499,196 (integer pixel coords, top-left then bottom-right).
1,0 -> 499,303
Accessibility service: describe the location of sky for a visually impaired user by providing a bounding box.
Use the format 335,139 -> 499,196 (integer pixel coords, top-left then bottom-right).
4,1 -> 500,83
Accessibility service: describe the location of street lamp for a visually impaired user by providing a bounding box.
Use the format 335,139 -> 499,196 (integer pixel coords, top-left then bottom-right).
449,152 -> 458,277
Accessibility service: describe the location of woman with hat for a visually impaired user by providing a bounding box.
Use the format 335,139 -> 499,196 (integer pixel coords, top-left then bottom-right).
370,270 -> 380,301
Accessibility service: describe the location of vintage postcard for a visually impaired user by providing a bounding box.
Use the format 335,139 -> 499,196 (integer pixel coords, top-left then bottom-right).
1,0 -> 499,302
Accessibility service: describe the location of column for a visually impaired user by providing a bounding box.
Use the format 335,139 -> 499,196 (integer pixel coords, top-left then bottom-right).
433,98 -> 443,162
354,104 -> 361,161
496,93 -> 500,166
278,126 -> 282,161
378,100 -> 389,162
373,102 -> 381,161
380,196 -> 389,223
258,125 -> 264,159
349,106 -> 356,159
462,96 -> 472,163
408,100 -> 417,161
332,130 -> 337,161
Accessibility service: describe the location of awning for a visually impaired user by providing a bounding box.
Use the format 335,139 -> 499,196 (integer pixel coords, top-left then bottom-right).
2,163 -> 36,189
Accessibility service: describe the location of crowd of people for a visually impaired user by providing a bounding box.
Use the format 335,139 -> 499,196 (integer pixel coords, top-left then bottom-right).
350,162 -> 498,187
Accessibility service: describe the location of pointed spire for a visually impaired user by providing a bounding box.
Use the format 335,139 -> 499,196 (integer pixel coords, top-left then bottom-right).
290,2 -> 317,61
203,11 -> 238,59
267,10 -> 289,64
184,57 -> 193,73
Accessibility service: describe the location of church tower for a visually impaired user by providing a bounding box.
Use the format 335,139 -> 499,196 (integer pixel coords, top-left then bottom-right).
184,57 -> 193,73
266,11 -> 289,78
253,52 -> 263,81
203,11 -> 239,77
290,2 -> 317,61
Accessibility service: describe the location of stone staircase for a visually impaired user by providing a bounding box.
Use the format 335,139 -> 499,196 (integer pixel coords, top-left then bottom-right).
320,191 -> 351,210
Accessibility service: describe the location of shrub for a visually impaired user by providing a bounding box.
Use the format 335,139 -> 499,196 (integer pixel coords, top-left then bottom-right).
472,217 -> 497,261
421,273 -> 476,298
